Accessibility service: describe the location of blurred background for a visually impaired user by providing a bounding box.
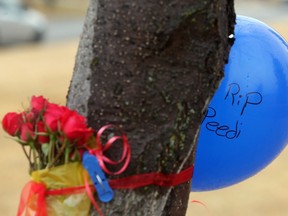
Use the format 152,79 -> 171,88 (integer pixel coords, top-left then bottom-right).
0,0 -> 287,215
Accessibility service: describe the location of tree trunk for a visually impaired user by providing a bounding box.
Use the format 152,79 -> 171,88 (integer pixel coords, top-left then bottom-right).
67,0 -> 235,215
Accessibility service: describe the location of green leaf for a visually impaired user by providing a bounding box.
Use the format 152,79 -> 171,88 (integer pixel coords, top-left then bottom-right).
41,143 -> 50,156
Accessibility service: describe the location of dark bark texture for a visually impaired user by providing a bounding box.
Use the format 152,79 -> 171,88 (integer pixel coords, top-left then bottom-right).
67,0 -> 235,215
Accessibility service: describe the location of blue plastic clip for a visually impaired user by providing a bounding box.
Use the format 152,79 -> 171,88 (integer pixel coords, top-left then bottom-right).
82,151 -> 114,203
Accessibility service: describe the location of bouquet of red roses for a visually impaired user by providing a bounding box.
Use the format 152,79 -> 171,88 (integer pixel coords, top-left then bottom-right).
2,96 -> 94,170
2,96 -> 194,216
2,96 -> 95,216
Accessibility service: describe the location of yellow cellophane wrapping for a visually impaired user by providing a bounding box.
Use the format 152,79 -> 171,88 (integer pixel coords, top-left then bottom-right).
31,162 -> 91,216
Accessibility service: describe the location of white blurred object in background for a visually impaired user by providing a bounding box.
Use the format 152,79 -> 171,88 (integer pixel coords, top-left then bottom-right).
0,0 -> 47,44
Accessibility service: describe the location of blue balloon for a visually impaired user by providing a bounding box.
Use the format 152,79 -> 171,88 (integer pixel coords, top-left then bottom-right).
191,15 -> 288,191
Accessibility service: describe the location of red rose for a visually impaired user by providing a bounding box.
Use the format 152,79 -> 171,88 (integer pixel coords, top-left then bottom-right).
24,112 -> 36,123
43,103 -> 66,132
2,112 -> 23,136
20,122 -> 35,142
76,129 -> 93,146
61,110 -> 93,144
36,121 -> 49,144
30,96 -> 48,114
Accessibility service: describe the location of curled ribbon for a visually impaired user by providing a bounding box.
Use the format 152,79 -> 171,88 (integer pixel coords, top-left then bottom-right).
88,124 -> 131,175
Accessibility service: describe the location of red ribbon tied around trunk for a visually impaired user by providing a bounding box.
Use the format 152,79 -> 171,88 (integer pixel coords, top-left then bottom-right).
109,165 -> 194,189
88,124 -> 131,175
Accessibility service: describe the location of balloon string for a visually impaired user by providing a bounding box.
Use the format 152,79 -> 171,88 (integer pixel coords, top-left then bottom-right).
191,200 -> 211,215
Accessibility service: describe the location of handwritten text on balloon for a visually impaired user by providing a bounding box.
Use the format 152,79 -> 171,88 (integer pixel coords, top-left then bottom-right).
202,83 -> 263,139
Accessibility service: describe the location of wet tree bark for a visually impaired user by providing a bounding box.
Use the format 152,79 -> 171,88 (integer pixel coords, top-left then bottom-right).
67,0 -> 235,215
